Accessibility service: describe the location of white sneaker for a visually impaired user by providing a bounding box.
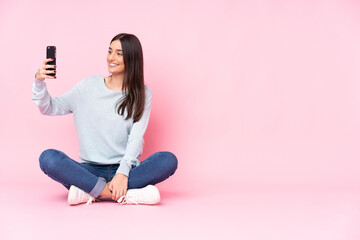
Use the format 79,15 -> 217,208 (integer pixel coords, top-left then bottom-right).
68,185 -> 95,206
117,185 -> 160,205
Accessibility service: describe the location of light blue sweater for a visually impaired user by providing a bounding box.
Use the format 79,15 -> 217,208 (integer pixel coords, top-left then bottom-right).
32,75 -> 152,177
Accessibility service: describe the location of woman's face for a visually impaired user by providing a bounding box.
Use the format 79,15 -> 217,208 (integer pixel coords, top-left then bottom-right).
107,40 -> 125,75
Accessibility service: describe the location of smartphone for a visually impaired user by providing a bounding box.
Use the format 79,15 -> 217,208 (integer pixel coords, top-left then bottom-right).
46,46 -> 56,77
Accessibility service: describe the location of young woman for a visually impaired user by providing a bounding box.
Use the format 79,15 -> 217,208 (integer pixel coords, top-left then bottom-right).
32,33 -> 178,206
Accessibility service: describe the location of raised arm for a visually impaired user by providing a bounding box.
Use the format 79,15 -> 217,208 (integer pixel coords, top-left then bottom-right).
32,59 -> 80,115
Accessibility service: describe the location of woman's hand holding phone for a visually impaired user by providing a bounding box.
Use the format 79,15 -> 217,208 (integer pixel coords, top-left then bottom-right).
35,58 -> 57,81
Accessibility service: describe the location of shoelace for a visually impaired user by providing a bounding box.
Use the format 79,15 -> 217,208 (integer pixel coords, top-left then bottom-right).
86,196 -> 95,205
117,195 -> 139,205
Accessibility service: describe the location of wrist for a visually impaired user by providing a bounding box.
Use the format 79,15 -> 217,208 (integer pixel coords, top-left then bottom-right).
35,73 -> 44,81
116,173 -> 128,178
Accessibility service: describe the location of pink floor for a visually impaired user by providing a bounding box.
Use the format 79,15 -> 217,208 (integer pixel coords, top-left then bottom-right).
1,181 -> 359,240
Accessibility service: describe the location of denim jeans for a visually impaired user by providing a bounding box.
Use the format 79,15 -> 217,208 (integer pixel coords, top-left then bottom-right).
39,149 -> 178,198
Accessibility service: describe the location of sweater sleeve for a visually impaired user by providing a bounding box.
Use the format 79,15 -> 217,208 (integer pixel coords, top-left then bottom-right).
116,87 -> 152,177
32,78 -> 80,115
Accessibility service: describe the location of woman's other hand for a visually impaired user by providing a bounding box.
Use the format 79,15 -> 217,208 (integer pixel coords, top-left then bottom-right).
35,58 -> 56,81
108,173 -> 128,202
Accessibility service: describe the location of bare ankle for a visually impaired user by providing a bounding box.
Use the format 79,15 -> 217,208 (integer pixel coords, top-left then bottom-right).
99,182 -> 112,198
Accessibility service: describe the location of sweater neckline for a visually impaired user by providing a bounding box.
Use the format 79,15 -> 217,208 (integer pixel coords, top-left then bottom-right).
103,77 -> 127,93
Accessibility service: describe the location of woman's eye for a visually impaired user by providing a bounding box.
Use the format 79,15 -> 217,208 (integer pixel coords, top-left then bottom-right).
117,53 -> 123,56
108,51 -> 112,54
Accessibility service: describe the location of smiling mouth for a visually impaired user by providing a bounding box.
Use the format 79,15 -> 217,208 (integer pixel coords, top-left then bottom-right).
109,62 -> 119,67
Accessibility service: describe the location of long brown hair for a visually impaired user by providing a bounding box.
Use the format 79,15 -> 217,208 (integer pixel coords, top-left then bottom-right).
111,33 -> 145,123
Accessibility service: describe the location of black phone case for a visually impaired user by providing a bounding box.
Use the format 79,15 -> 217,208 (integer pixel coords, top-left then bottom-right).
46,46 -> 56,77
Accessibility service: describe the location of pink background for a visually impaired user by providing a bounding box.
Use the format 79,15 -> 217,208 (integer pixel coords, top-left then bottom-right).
1,0 -> 360,239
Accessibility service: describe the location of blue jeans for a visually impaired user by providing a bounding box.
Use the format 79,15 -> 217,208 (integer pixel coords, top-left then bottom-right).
39,149 -> 178,198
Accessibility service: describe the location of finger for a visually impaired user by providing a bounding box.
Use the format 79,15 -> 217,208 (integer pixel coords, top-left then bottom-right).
111,187 -> 115,198
115,190 -> 121,201
39,71 -> 55,79
45,69 -> 56,74
40,74 -> 55,79
45,64 -> 56,69
43,69 -> 56,74
44,75 -> 56,79
40,69 -> 48,74
112,190 -> 118,201
123,189 -> 127,197
42,70 -> 56,76
43,58 -> 54,64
